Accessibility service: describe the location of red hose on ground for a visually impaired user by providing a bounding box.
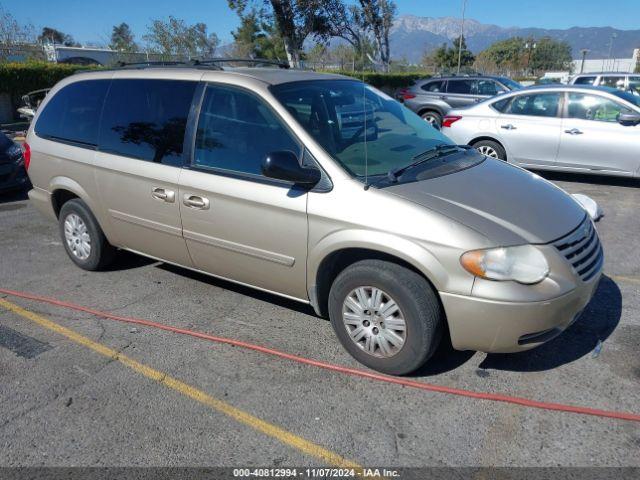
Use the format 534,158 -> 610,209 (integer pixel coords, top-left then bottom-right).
1,287 -> 639,423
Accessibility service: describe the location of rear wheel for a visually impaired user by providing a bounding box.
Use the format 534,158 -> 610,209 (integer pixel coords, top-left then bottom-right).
472,139 -> 506,160
421,111 -> 442,130
328,260 -> 443,375
59,199 -> 116,271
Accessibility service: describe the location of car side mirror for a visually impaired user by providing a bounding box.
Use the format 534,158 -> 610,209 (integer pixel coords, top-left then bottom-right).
262,151 -> 321,186
618,112 -> 640,126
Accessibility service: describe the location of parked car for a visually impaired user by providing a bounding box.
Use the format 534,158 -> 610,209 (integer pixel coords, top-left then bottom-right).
0,131 -> 28,194
570,72 -> 640,96
25,64 -> 601,375
398,75 -> 522,129
443,85 -> 640,177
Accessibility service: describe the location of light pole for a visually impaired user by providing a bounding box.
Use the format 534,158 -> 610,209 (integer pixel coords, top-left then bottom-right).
456,0 -> 467,75
603,33 -> 617,71
525,39 -> 537,76
580,49 -> 589,74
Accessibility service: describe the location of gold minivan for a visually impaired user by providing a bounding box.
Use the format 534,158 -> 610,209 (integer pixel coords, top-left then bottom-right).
25,61 -> 602,375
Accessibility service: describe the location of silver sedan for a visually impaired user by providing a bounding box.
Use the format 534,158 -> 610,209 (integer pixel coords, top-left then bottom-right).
442,85 -> 640,177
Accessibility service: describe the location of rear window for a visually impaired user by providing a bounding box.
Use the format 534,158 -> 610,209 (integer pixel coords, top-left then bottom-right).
421,80 -> 445,92
98,79 -> 197,166
35,80 -> 110,147
573,76 -> 596,85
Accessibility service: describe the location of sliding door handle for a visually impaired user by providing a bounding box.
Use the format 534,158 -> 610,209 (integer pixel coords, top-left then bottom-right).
183,194 -> 210,210
151,187 -> 175,203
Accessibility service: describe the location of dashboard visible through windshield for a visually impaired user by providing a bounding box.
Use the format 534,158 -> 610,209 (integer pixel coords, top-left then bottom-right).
271,79 -> 462,180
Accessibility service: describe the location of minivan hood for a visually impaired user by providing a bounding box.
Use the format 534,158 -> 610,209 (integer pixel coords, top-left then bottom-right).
385,158 -> 585,245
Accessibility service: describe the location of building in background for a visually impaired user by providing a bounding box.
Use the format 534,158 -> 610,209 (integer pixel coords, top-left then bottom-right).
573,48 -> 639,74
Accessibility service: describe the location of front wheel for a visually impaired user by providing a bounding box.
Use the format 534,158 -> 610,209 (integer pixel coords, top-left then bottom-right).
328,260 -> 443,375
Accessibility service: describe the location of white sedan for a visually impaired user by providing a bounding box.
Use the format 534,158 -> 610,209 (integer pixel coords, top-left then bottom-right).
442,85 -> 640,178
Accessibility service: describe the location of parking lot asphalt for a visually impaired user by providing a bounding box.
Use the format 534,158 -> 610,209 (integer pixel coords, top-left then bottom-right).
0,172 -> 639,468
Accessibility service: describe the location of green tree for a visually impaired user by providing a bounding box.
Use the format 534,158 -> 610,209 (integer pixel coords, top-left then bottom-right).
38,27 -> 79,46
359,0 -> 396,72
143,16 -> 219,59
229,0 -> 341,68
475,37 -> 526,74
110,23 -> 138,52
229,6 -> 286,60
426,36 -> 474,72
530,37 -> 572,72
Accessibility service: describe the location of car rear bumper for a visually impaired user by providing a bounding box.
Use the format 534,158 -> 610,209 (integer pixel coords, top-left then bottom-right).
28,187 -> 56,220
0,163 -> 29,193
440,272 -> 602,353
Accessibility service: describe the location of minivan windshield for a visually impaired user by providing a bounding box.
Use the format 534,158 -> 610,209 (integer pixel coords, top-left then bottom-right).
271,80 -> 454,178
498,77 -> 523,90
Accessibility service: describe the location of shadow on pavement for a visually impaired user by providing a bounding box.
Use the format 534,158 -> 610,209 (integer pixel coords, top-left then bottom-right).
479,275 -> 622,372
157,263 -> 318,317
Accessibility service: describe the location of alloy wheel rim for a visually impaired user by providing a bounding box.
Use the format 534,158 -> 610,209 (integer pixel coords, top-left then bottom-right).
64,213 -> 91,260
477,145 -> 499,158
342,286 -> 407,358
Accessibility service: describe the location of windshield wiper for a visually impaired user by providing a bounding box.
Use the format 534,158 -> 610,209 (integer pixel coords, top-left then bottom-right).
386,144 -> 469,183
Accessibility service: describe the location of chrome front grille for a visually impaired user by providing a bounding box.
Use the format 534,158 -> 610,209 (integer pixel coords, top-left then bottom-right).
553,217 -> 603,282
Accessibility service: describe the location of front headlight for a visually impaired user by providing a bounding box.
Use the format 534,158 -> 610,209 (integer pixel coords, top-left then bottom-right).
460,245 -> 549,284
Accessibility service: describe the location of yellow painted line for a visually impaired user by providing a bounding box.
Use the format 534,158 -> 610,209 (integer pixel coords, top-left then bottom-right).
609,274 -> 640,285
0,298 -> 361,469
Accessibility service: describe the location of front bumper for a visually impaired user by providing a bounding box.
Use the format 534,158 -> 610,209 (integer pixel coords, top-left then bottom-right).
440,271 -> 602,353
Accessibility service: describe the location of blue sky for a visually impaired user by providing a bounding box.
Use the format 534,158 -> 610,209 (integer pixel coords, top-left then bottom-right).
3,0 -> 639,45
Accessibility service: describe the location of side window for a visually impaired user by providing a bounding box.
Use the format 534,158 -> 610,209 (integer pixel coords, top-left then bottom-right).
573,76 -> 596,86
505,93 -> 560,118
446,80 -> 474,94
98,79 -> 197,166
193,85 -> 301,176
476,80 -> 499,96
628,76 -> 640,95
566,93 -> 632,123
599,76 -> 626,90
35,80 -> 109,147
491,97 -> 511,112
421,80 -> 445,92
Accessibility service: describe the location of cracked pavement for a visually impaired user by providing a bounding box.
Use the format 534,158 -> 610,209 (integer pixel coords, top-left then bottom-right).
0,173 -> 639,467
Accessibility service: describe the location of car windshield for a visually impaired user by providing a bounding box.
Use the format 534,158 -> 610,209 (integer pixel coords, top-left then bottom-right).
613,90 -> 640,108
271,80 -> 452,178
499,77 -> 522,90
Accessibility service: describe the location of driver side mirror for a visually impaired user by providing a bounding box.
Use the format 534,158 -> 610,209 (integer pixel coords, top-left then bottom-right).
618,112 -> 640,126
262,151 -> 321,186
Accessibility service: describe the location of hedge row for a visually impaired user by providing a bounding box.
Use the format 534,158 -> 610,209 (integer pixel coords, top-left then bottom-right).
0,62 -> 96,104
323,71 -> 429,89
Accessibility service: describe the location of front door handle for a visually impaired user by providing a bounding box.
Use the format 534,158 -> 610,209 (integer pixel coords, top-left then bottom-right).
500,124 -> 517,130
151,187 -> 175,203
183,194 -> 210,210
565,128 -> 584,135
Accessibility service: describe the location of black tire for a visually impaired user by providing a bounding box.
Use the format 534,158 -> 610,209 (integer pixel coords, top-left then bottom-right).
328,260 -> 444,375
58,198 -> 116,271
472,139 -> 507,161
420,110 -> 442,130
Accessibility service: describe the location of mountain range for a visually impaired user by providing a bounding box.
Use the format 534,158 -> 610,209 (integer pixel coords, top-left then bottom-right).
390,15 -> 640,63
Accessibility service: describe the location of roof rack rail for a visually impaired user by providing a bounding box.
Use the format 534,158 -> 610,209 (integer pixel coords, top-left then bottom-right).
115,60 -> 190,68
189,58 -> 290,69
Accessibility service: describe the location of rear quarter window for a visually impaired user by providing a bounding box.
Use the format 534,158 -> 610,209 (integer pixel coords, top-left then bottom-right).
35,80 -> 110,147
98,79 -> 197,166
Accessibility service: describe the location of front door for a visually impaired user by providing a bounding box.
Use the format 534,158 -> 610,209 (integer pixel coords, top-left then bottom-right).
94,78 -> 198,266
557,92 -> 640,175
444,79 -> 480,109
179,83 -> 309,300
496,91 -> 563,167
